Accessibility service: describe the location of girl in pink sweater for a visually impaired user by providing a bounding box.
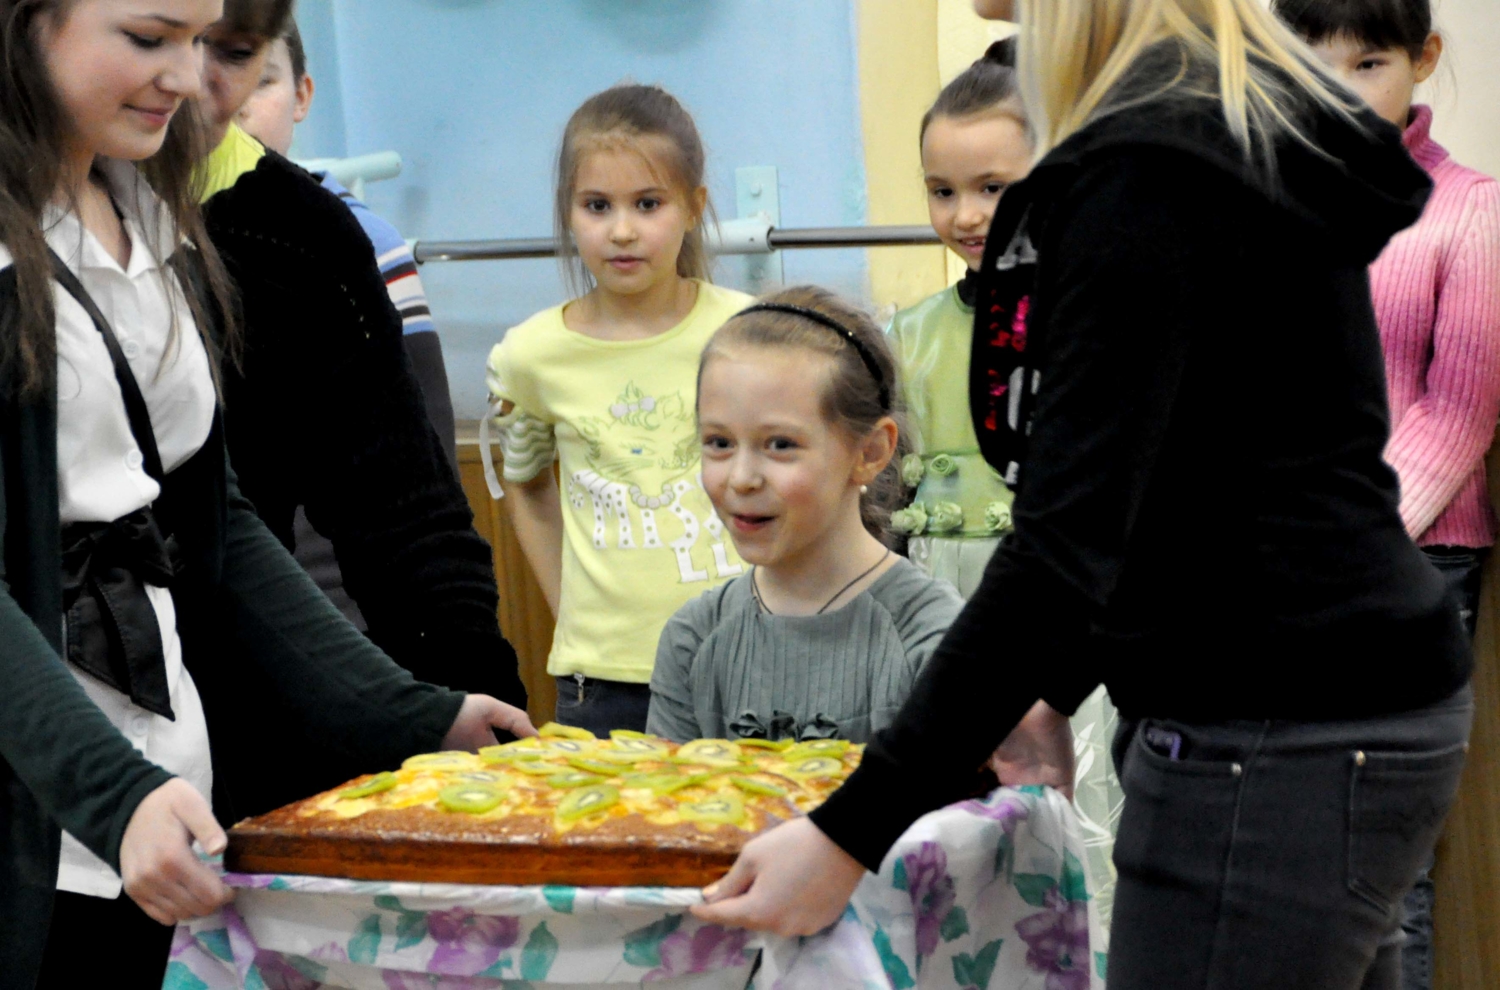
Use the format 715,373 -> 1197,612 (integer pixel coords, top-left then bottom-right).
1274,4 -> 1500,989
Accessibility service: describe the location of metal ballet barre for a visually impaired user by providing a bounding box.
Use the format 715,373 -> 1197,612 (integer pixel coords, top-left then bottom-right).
410,216 -> 941,264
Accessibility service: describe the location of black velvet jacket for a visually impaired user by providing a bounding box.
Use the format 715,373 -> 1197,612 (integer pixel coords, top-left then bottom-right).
202,153 -> 526,812
813,57 -> 1468,870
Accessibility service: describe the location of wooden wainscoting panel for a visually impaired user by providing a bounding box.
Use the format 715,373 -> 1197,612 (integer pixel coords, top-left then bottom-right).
456,424 -> 557,726
1433,438 -> 1500,990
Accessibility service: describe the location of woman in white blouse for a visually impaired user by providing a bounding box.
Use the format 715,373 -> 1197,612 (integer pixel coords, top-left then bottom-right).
0,3 -> 534,986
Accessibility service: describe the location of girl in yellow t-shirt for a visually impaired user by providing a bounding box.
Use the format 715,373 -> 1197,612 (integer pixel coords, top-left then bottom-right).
485,84 -> 751,734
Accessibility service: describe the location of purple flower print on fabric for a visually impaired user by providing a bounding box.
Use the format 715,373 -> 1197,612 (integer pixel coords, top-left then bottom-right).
426,908 -> 521,976
381,973 -> 498,990
903,842 -> 957,959
1016,888 -> 1091,990
644,925 -> 753,981
250,952 -> 323,990
959,790 -> 1032,833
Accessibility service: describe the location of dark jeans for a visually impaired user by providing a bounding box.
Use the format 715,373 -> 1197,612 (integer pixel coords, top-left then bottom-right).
37,890 -> 174,988
554,674 -> 651,736
1399,546 -> 1486,990
1108,684 -> 1473,990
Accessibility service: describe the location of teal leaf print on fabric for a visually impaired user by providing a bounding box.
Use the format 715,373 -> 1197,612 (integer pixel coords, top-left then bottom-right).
993,833 -> 1014,879
873,926 -> 916,990
394,911 -> 429,951
1014,874 -> 1058,908
520,922 -> 560,981
1096,951 -> 1109,979
623,914 -> 684,967
645,926 -> 752,980
951,938 -> 1004,990
267,877 -> 292,891
199,928 -> 233,962
543,885 -> 577,914
243,968 -> 269,990
940,906 -> 970,942
477,955 -> 514,978
162,962 -> 210,990
892,857 -> 909,891
348,914 -> 382,965
374,895 -> 432,950
1061,849 -> 1091,903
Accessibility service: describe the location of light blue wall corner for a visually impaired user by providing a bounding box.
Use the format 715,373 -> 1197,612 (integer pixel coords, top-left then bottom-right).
299,0 -> 869,419
287,0 -> 347,159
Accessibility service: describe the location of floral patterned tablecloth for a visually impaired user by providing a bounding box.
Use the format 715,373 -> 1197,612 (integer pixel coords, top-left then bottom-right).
167,786 -> 1105,990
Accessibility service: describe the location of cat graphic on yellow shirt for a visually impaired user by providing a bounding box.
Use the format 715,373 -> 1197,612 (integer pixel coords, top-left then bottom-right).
569,383 -> 741,585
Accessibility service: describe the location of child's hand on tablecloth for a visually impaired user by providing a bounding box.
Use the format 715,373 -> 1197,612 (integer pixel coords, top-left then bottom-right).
989,699 -> 1075,800
120,778 -> 235,925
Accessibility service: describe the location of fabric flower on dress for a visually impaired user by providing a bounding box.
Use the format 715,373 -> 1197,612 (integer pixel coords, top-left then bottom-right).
890,504 -> 929,536
984,500 -> 1013,533
927,502 -> 964,533
1016,888 -> 1091,990
644,925 -> 753,981
901,453 -> 926,488
426,908 -> 521,976
903,841 -> 957,960
927,453 -> 958,478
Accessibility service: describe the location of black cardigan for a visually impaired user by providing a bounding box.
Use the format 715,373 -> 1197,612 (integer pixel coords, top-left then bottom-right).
812,79 -> 1470,870
202,154 -> 525,812
0,265 -> 467,988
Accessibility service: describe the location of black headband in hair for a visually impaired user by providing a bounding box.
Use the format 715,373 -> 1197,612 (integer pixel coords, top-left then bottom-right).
739,303 -> 891,410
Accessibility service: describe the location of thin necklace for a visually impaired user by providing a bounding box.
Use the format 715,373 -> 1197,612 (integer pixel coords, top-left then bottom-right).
751,549 -> 892,616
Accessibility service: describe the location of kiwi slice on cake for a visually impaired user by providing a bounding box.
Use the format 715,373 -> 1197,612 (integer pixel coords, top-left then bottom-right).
623,772 -> 711,796
778,756 -> 845,780
728,775 -> 787,798
438,782 -> 507,814
557,784 -> 619,822
566,756 -> 624,776
672,740 -> 743,767
541,738 -> 594,757
547,771 -> 607,789
338,772 -> 398,800
782,739 -> 850,762
509,759 -> 569,776
679,791 -> 747,826
402,751 -> 482,772
451,770 -> 507,785
539,722 -> 597,741
735,738 -> 793,752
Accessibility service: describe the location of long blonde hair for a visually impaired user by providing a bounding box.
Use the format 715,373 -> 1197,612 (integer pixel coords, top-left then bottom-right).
1015,0 -> 1357,158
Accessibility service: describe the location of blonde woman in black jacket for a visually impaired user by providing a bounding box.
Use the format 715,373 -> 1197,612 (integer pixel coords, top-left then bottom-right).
698,2 -> 1472,988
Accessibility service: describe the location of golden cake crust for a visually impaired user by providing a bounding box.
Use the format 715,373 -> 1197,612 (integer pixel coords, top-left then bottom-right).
226,732 -> 860,887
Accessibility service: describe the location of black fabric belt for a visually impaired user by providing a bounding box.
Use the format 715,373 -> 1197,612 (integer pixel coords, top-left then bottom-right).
61,510 -> 180,718
51,249 -> 179,720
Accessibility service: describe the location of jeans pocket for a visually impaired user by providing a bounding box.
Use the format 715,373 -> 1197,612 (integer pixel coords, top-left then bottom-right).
555,676 -> 582,710
1347,743 -> 1468,914
1114,721 -> 1245,878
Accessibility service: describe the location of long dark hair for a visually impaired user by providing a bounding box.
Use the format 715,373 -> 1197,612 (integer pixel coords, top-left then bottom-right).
0,0 -> 239,400
1271,0 -> 1432,59
701,285 -> 910,545
920,38 -> 1024,145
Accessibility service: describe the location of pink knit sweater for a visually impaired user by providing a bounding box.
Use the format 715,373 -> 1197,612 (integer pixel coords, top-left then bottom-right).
1372,105 -> 1500,548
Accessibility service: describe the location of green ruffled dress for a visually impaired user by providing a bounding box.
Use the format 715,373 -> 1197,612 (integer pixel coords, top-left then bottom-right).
888,283 -> 1125,931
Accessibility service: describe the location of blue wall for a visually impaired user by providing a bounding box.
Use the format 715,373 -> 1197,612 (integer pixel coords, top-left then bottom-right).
292,0 -> 871,419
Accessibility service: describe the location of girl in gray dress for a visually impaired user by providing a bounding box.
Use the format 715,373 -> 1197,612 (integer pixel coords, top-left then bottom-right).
647,286 -> 964,744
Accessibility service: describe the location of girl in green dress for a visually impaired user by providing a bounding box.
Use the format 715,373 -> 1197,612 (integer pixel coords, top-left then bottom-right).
888,38 -> 1126,931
